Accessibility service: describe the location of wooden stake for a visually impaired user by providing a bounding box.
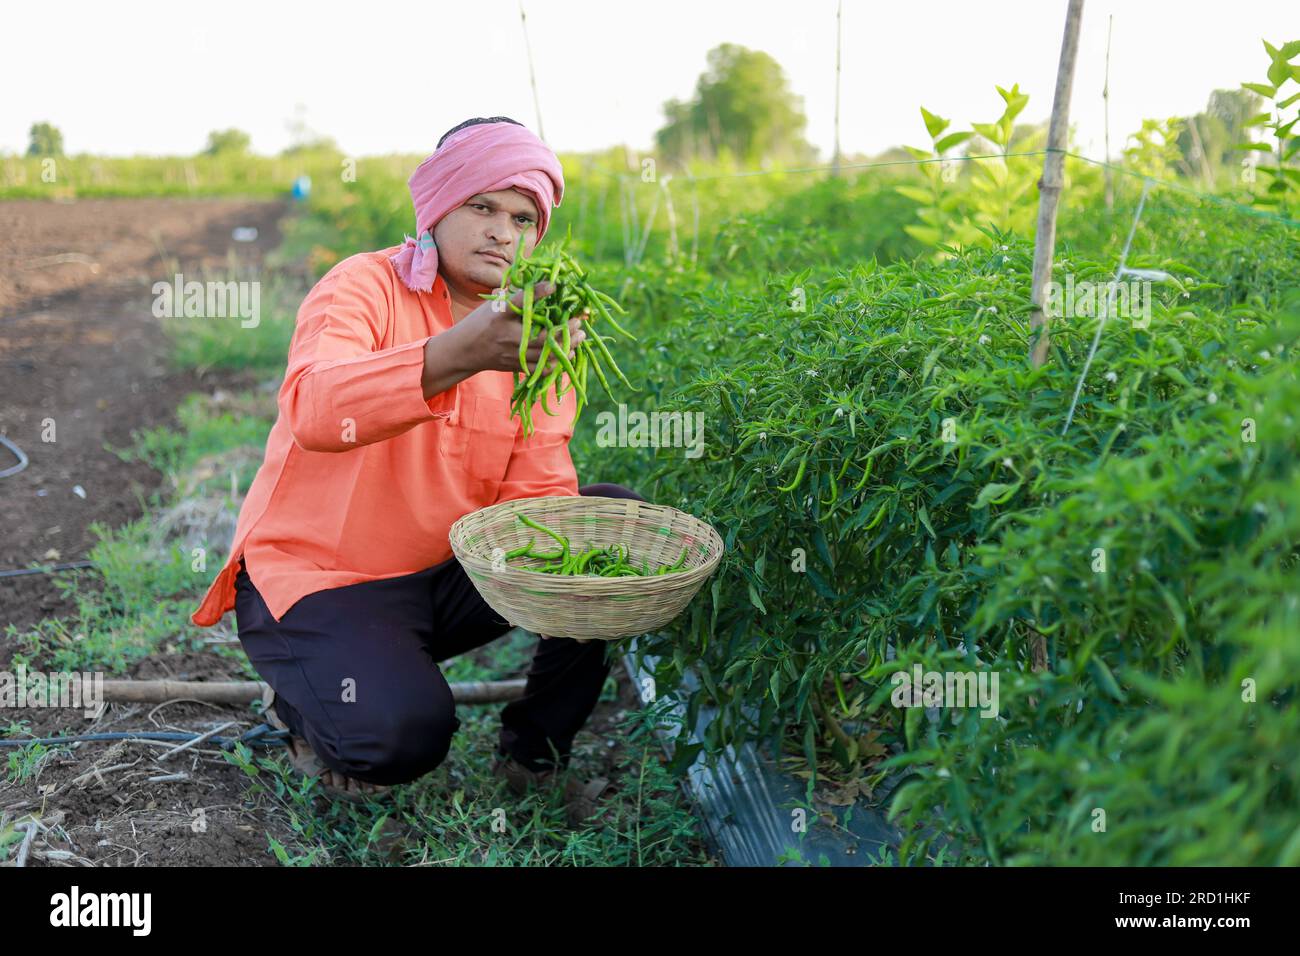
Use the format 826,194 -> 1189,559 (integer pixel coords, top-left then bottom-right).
1029,0 -> 1086,369
832,0 -> 843,177
1103,13 -> 1113,211
98,678 -> 527,706
518,1 -> 546,143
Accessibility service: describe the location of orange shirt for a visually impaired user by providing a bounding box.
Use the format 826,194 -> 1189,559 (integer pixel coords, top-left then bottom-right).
190,245 -> 578,627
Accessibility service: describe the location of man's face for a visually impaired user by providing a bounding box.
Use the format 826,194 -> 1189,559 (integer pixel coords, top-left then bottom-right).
432,187 -> 539,295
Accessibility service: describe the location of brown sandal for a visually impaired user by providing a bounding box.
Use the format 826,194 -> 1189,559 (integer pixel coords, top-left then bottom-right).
258,684 -> 394,804
491,754 -> 613,827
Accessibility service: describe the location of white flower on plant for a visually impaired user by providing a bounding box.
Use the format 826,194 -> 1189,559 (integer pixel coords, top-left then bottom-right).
978,334 -> 991,345
759,432 -> 767,441
1000,244 -> 1009,251
748,388 -> 757,395
1002,458 -> 1013,468
1207,392 -> 1218,404
1105,371 -> 1118,383
835,407 -> 845,417
989,306 -> 998,314
806,368 -> 819,377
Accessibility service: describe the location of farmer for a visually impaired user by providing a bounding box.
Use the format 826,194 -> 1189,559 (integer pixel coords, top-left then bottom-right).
190,117 -> 635,821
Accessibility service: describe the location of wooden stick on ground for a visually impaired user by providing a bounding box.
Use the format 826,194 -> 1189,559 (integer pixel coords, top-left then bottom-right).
98,678 -> 528,706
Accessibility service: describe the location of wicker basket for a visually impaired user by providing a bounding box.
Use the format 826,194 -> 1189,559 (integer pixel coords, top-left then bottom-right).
449,496 -> 725,641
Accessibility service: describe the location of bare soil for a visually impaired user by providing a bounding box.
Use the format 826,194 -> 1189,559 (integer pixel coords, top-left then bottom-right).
0,197 -> 288,633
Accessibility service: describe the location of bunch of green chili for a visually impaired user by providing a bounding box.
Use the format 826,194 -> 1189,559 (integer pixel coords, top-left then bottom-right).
483,229 -> 637,437
503,513 -> 688,576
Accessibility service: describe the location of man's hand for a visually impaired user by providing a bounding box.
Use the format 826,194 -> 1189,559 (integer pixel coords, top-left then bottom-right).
473,280 -> 588,376
421,281 -> 586,400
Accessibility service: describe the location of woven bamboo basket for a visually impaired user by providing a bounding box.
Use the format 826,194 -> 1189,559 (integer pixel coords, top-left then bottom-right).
449,496 -> 725,640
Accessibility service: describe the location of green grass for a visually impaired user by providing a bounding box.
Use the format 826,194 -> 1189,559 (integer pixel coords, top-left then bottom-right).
4,388 -> 278,675
159,267 -> 303,376
0,150 -> 356,200
224,652 -> 713,866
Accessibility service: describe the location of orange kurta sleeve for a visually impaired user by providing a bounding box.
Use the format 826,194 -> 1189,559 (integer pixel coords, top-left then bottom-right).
280,256 -> 458,453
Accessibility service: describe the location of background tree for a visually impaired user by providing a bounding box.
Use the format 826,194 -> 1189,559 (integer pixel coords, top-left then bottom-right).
654,44 -> 816,168
1176,88 -> 1263,182
27,122 -> 64,157
203,128 -> 251,157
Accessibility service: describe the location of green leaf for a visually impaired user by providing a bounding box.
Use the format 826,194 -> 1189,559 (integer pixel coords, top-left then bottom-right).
1242,82 -> 1277,98
813,526 -> 834,570
972,122 -> 1003,146
1268,57 -> 1291,88
896,185 -> 935,205
917,503 -> 937,539
1089,657 -> 1125,701
935,131 -> 974,154
748,582 -> 768,615
974,481 -> 1020,509
920,106 -> 950,140
904,704 -> 923,750
806,567 -> 839,600
803,719 -> 818,775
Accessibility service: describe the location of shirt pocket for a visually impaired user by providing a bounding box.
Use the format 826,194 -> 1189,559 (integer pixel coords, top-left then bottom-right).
439,390 -> 516,483
526,400 -> 577,445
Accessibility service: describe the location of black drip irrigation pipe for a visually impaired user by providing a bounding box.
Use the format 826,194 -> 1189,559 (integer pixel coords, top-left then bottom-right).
0,724 -> 290,750
0,434 -> 29,479
0,561 -> 96,579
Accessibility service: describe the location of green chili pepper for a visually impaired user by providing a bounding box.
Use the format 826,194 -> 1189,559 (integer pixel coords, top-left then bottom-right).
519,283 -> 534,374
778,450 -> 810,493
489,235 -> 636,435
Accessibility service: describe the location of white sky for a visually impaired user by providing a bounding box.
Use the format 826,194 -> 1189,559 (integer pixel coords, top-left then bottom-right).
2,0 -> 1295,161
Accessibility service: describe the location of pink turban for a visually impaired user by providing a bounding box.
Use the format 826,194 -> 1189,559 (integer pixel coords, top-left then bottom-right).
389,122 -> 565,293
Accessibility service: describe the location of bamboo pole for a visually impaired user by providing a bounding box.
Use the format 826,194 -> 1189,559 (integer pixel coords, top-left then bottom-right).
831,0 -> 843,177
1028,0 -> 1086,369
98,678 -> 527,706
1102,13 -> 1113,211
518,1 -> 546,143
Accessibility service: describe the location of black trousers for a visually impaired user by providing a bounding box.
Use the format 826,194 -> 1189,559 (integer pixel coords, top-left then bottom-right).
234,483 -> 645,786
